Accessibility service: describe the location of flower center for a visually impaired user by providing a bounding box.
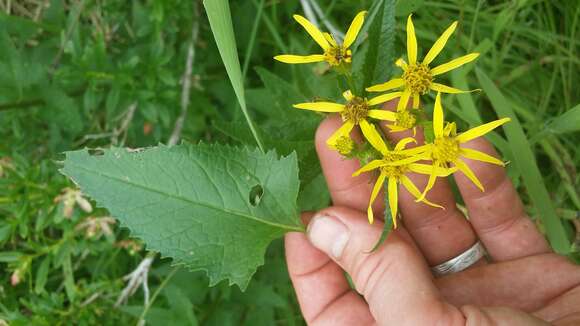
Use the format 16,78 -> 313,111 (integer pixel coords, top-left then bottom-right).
325,46 -> 352,66
432,137 -> 460,164
403,64 -> 433,95
395,110 -> 417,129
334,135 -> 354,155
341,97 -> 368,124
379,153 -> 408,178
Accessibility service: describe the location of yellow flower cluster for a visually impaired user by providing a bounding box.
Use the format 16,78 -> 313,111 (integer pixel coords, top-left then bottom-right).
274,12 -> 510,227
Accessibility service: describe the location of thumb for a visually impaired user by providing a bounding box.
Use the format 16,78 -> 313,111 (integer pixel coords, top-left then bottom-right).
306,206 -> 464,325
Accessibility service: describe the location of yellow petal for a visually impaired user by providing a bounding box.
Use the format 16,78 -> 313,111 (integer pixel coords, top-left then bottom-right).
430,82 -> 479,94
396,58 -> 408,69
353,159 -> 387,177
394,137 -> 417,151
433,92 -> 444,137
406,14 -> 418,65
367,173 -> 386,224
416,164 -> 439,202
444,121 -> 457,137
343,11 -> 367,48
293,14 -> 330,50
455,159 -> 484,191
366,78 -> 405,92
293,102 -> 345,112
400,175 -> 443,209
430,53 -> 480,76
326,121 -> 355,147
342,89 -> 354,101
412,94 -> 420,108
408,163 -> 454,176
323,32 -> 337,47
400,144 -> 431,156
360,120 -> 389,154
397,91 -> 411,112
460,148 -> 505,166
423,21 -> 458,66
387,124 -> 411,132
456,118 -> 511,143
368,109 -> 397,121
388,177 -> 399,228
274,54 -> 326,64
368,92 -> 403,106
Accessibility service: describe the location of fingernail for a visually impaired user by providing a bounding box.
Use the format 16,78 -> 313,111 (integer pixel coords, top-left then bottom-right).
307,214 -> 350,259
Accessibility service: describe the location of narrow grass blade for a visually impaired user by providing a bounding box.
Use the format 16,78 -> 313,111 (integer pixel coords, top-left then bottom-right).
203,0 -> 265,152
476,68 -> 571,254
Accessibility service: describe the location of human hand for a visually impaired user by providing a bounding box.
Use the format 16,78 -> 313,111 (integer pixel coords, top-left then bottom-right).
285,107 -> 580,325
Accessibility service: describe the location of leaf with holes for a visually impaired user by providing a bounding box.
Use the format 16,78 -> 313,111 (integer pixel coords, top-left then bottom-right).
59,143 -> 303,290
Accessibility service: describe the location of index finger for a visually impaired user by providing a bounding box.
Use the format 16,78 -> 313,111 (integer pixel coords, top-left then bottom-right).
316,115 -> 384,214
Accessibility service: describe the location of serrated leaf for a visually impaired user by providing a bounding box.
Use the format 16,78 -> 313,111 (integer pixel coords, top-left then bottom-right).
213,119 -> 321,185
60,143 -> 303,289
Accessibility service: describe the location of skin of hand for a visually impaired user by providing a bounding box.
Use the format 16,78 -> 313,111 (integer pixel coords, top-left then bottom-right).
284,101 -> 580,326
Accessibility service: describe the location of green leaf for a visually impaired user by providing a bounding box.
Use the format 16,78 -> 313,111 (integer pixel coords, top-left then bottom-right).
41,86 -> 83,134
60,143 -> 303,289
369,181 -> 394,252
353,0 -> 396,95
545,104 -> 580,134
62,252 -> 76,302
253,67 -> 308,119
164,285 -> 198,326
476,68 -> 571,254
213,119 -> 321,185
0,251 -> 22,263
395,0 -> 425,17
297,173 -> 330,212
34,256 -> 51,294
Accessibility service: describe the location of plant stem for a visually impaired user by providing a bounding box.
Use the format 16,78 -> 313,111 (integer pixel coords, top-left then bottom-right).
242,0 -> 265,79
136,266 -> 179,326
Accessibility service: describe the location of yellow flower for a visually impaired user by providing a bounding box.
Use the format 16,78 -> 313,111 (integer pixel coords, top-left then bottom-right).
352,126 -> 449,226
294,90 -> 402,152
274,11 -> 367,67
418,92 -> 510,199
367,14 -> 480,109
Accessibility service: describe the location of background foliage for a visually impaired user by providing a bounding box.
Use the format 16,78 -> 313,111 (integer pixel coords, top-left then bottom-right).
0,0 -> 578,324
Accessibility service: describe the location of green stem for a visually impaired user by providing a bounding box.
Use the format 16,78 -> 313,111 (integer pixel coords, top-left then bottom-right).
342,73 -> 357,96
136,265 -> 179,326
242,0 -> 265,79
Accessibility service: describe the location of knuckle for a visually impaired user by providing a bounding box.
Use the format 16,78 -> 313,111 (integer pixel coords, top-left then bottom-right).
352,241 -> 415,296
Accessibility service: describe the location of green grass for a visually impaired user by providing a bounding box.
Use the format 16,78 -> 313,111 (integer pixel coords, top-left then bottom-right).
0,0 -> 578,325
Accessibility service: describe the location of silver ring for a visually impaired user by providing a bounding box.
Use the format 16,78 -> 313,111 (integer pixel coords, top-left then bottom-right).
431,241 -> 486,276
